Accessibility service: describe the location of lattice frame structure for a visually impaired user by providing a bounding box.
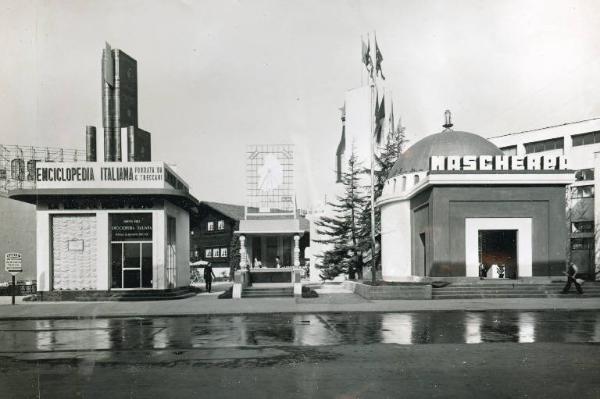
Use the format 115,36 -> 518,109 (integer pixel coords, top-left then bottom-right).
0,145 -> 84,192
246,144 -> 295,216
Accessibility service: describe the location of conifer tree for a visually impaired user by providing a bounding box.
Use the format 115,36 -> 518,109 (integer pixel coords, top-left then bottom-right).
315,148 -> 368,280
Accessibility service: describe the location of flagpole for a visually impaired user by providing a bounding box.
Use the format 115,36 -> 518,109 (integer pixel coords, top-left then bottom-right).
370,69 -> 377,284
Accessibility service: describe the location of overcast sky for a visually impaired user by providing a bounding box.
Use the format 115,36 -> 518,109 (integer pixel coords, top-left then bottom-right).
2,0 -> 600,207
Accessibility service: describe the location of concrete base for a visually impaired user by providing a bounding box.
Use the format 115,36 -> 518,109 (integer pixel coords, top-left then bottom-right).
383,276 -> 560,284
28,287 -> 194,301
342,281 -> 432,300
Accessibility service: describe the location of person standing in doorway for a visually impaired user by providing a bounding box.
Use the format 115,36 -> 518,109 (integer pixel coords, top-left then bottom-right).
204,262 -> 216,293
562,262 -> 583,294
275,256 -> 282,268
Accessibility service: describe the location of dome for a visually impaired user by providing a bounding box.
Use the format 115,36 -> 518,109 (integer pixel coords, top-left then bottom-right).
388,130 -> 503,178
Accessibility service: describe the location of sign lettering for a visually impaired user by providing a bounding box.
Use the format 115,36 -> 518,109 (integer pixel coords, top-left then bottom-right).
5,253 -> 22,274
429,155 -> 568,172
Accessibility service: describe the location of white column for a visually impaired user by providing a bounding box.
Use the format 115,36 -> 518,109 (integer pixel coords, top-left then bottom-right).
293,234 -> 300,267
239,235 -> 247,270
36,211 -> 51,291
381,200 -> 413,281
96,212 -> 109,290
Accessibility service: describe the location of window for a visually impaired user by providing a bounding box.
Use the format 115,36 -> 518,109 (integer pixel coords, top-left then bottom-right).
500,145 -> 517,156
571,237 -> 594,250
220,248 -> 228,258
572,131 -> 600,147
571,185 -> 594,199
217,220 -> 225,230
414,174 -> 420,185
402,176 -> 407,191
524,137 -> 564,154
205,249 -> 212,258
207,222 -> 214,231
575,168 -> 594,181
572,221 -> 594,234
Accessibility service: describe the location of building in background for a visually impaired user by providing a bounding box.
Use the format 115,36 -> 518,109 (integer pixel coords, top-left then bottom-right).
235,145 -> 309,270
190,202 -> 247,279
489,117 -> 600,280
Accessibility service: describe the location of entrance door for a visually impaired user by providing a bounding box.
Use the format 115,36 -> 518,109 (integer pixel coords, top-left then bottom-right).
418,233 -> 427,276
265,237 -> 278,267
111,242 -> 153,288
478,230 -> 517,279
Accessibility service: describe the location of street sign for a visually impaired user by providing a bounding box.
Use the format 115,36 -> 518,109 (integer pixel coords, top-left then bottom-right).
5,252 -> 23,274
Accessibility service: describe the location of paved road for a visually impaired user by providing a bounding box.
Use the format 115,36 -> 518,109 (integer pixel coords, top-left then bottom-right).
0,311 -> 599,398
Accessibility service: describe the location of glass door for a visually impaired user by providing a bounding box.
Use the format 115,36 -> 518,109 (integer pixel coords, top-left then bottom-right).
111,242 -> 153,289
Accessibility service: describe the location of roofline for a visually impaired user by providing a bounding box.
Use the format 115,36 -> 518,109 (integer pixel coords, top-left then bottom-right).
198,201 -> 248,221
7,188 -> 199,212
489,117 -> 600,140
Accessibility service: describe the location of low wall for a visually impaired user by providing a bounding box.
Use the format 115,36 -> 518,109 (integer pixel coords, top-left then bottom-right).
249,268 -> 293,283
343,281 -> 432,300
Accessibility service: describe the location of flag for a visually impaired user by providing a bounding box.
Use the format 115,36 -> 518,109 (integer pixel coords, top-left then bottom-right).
374,95 -> 385,144
362,37 -> 373,78
375,36 -> 385,80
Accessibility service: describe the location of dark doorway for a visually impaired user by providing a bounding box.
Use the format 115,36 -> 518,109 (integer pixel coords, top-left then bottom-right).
478,230 -> 517,279
417,232 -> 427,277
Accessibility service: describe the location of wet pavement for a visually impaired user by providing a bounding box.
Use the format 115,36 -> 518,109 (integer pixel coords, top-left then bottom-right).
0,311 -> 599,353
0,311 -> 599,398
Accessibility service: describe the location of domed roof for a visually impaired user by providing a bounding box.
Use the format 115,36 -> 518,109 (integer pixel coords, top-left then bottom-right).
388,130 -> 503,178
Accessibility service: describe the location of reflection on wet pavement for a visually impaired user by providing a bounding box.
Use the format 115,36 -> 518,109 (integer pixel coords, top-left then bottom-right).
0,311 -> 599,353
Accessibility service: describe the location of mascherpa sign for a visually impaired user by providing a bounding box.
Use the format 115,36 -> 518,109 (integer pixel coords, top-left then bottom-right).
5,252 -> 22,274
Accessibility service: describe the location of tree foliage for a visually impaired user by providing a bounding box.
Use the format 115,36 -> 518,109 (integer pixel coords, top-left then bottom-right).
315,148 -> 368,280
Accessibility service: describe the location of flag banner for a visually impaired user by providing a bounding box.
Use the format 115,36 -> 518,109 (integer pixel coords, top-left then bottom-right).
375,37 -> 385,80
362,37 -> 373,78
374,95 -> 385,144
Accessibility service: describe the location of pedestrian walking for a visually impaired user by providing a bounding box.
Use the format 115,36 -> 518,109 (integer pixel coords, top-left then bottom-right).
562,262 -> 583,294
204,262 -> 216,293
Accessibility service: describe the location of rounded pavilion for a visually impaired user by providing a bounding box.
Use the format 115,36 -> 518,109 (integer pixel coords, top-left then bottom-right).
376,112 -> 574,281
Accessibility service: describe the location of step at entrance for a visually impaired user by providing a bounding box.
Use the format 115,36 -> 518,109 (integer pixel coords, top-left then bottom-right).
432,282 -> 600,299
242,287 -> 294,298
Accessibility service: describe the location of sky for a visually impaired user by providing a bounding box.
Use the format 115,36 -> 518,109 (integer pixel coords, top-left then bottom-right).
2,0 -> 600,208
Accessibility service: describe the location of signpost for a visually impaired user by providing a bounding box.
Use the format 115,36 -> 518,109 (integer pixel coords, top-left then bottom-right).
5,253 -> 22,305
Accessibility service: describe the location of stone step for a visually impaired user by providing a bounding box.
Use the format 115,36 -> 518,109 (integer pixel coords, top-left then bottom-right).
75,292 -> 197,301
433,293 -> 600,299
242,287 -> 294,298
432,287 -> 600,295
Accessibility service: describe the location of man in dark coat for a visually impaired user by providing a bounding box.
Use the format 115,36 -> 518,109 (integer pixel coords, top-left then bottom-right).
204,262 -> 216,293
562,262 -> 583,294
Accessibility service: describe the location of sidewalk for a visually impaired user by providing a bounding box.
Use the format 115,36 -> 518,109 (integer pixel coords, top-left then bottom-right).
0,286 -> 599,320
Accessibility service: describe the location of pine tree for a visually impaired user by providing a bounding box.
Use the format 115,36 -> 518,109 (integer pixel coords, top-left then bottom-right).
361,122 -> 408,282
315,148 -> 368,280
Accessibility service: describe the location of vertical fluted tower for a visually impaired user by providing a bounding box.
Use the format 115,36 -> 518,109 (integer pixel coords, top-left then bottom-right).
101,43 -> 138,161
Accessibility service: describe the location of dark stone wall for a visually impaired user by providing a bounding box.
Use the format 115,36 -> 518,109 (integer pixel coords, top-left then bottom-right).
412,185 -> 568,277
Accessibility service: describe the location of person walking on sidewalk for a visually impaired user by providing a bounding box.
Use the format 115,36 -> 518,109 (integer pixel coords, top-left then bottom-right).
204,262 -> 216,293
562,262 -> 583,294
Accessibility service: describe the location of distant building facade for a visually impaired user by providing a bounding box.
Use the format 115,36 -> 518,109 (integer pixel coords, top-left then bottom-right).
489,118 -> 600,280
190,202 -> 245,274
